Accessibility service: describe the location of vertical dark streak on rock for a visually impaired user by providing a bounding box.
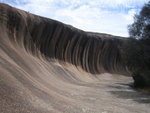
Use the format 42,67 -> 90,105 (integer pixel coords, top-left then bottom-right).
0,4 -> 129,75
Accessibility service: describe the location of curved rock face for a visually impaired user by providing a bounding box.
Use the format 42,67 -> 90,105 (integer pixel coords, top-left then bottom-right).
0,3 -> 127,74
2,4 -> 150,113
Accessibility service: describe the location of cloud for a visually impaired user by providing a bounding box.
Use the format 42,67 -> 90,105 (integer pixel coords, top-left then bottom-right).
0,0 -> 149,36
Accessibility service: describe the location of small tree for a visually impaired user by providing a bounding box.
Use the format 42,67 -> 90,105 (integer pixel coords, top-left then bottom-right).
128,1 -> 150,40
127,1 -> 150,88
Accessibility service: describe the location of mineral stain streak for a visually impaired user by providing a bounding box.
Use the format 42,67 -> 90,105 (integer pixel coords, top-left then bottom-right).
0,4 -> 150,113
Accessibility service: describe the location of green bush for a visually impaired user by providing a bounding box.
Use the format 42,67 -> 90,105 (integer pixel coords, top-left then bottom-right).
126,1 -> 150,88
132,69 -> 150,88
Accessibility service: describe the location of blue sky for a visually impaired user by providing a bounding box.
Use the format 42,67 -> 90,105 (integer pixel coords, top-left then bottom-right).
0,0 -> 149,36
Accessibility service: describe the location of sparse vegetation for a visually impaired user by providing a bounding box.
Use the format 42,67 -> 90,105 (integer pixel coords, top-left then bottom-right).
126,1 -> 150,88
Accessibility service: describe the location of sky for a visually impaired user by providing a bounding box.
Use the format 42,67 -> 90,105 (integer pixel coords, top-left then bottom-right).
0,0 -> 149,37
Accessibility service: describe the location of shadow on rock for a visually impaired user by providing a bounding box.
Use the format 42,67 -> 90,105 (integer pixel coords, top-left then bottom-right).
108,83 -> 150,104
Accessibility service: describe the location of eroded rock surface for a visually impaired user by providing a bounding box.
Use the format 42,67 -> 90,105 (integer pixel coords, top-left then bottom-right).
0,4 -> 150,113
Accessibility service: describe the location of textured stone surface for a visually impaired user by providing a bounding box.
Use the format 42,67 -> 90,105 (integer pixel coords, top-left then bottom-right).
0,4 -> 150,113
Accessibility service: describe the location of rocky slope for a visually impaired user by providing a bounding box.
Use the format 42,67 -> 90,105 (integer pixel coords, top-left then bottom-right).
0,3 -> 150,113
